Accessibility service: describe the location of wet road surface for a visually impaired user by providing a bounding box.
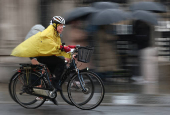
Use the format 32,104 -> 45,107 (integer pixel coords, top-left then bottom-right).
2,81 -> 170,114
1,103 -> 170,115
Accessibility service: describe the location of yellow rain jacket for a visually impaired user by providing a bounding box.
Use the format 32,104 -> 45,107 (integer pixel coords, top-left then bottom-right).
11,25 -> 71,58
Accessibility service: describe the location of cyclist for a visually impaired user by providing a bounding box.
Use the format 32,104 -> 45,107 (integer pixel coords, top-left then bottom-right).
11,16 -> 72,105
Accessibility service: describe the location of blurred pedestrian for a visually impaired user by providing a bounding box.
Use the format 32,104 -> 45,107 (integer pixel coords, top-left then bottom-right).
92,25 -> 119,81
64,20 -> 90,69
132,20 -> 158,82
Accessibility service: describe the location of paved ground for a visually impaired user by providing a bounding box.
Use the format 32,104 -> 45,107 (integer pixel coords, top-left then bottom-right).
1,104 -> 170,115
2,82 -> 170,106
2,81 -> 170,115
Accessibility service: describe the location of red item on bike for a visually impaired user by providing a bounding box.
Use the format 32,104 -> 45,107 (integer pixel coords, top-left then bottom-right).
60,45 -> 63,50
68,45 -> 76,48
60,45 -> 71,52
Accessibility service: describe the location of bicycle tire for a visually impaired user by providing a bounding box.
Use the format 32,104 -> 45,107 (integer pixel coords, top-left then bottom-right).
9,72 -> 20,103
13,71 -> 47,109
68,71 -> 105,110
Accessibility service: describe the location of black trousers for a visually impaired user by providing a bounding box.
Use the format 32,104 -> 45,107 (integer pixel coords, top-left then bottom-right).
36,56 -> 65,82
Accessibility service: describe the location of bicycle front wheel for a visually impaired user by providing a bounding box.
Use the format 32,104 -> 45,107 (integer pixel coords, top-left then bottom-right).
13,71 -> 47,109
68,71 -> 105,110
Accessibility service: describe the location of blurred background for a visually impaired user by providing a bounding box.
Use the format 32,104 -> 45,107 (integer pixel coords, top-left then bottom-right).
1,0 -> 170,95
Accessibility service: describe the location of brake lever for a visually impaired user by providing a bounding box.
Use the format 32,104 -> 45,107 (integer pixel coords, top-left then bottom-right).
76,45 -> 80,48
61,43 -> 65,51
74,54 -> 78,58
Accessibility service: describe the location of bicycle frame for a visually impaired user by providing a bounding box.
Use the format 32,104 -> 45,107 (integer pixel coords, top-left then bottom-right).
59,59 -> 89,92
60,47 -> 88,92
42,46 -> 90,93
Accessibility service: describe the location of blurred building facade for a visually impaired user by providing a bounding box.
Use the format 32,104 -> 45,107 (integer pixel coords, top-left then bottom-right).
0,0 -> 170,83
0,0 -> 76,82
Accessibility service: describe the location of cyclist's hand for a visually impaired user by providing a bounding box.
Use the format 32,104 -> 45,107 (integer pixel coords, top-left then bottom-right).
73,55 -> 77,60
60,45 -> 71,52
31,59 -> 39,65
65,58 -> 70,63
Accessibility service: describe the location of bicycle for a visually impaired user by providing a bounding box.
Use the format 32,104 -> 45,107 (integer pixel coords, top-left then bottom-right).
9,45 -> 105,110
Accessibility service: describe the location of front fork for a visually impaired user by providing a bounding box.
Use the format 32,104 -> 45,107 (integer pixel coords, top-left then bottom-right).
76,68 -> 87,92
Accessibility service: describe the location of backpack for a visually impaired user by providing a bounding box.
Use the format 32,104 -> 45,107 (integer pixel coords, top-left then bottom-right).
25,24 -> 45,40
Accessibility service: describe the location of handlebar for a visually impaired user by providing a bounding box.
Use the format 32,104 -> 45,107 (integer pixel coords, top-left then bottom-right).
60,43 -> 80,64
69,45 -> 80,63
68,45 -> 80,49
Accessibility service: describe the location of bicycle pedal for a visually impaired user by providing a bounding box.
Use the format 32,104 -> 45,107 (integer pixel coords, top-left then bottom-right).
36,97 -> 44,101
50,98 -> 58,105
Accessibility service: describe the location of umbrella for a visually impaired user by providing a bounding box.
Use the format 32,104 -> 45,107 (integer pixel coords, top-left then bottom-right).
89,9 -> 129,25
91,2 -> 119,10
130,1 -> 167,13
64,7 -> 96,24
132,10 -> 159,25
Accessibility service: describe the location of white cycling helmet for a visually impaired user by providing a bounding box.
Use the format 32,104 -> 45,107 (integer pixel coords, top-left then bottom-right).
50,16 -> 65,25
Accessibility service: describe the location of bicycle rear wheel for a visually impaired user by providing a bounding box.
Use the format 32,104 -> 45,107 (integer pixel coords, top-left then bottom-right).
9,72 -> 43,105
9,72 -> 21,103
13,71 -> 47,109
68,71 -> 105,110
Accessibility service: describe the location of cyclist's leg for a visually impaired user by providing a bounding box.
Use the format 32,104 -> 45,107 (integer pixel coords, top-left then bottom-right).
51,57 -> 66,91
36,56 -> 65,105
37,56 -> 66,90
